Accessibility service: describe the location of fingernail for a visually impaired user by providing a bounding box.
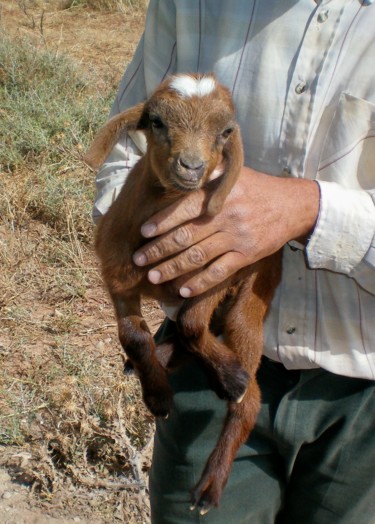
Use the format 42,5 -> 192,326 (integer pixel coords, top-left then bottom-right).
133,252 -> 147,266
141,222 -> 156,238
148,270 -> 161,284
180,287 -> 192,298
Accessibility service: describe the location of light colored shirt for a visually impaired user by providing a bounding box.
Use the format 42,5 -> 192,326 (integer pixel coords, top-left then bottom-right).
93,0 -> 375,380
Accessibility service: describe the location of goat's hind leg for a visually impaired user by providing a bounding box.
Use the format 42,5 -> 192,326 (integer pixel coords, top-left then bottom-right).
191,381 -> 261,515
113,293 -> 173,418
191,272 -> 273,514
191,259 -> 281,513
177,288 -> 249,403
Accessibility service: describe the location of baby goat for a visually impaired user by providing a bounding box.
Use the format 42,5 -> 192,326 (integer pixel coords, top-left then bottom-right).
86,73 -> 281,514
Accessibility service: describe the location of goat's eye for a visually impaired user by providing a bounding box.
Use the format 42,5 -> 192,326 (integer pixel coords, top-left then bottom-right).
150,117 -> 165,130
222,127 -> 234,139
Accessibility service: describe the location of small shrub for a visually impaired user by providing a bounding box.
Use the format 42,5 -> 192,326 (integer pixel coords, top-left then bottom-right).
0,32 -> 114,237
0,33 -> 111,172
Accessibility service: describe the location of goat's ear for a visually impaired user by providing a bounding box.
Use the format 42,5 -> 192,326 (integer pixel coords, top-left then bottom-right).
206,127 -> 244,216
84,102 -> 145,170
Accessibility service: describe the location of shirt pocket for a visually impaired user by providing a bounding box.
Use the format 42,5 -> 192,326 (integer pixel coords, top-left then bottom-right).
317,93 -> 375,190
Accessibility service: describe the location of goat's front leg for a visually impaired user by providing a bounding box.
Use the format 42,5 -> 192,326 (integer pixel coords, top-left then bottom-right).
112,293 -> 173,418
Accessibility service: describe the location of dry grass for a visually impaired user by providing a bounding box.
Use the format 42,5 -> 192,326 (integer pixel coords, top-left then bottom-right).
68,0 -> 148,11
14,0 -> 147,13
0,1 -> 160,522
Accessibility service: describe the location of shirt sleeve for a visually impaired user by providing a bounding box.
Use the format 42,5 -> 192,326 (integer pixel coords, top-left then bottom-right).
92,131 -> 147,224
306,182 -> 375,294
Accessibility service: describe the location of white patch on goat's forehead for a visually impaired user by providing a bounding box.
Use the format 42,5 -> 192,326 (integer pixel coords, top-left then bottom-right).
169,75 -> 216,98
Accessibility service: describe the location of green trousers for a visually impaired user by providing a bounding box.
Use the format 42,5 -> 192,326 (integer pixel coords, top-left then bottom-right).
149,322 -> 375,524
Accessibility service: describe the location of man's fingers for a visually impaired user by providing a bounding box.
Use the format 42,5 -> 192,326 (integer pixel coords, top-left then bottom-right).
134,225 -> 194,266
134,217 -> 217,266
140,189 -> 208,238
178,252 -> 247,297
145,233 -> 230,284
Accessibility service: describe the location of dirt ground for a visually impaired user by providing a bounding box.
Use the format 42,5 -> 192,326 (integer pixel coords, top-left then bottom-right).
0,467 -> 98,524
0,2 -> 164,522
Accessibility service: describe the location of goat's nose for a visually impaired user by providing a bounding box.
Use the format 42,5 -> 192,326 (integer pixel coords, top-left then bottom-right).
178,157 -> 204,172
173,155 -> 206,189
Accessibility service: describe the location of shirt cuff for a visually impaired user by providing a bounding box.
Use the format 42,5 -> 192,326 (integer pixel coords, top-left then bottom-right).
306,181 -> 375,273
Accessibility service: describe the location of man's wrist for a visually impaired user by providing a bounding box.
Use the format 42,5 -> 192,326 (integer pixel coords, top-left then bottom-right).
288,178 -> 320,245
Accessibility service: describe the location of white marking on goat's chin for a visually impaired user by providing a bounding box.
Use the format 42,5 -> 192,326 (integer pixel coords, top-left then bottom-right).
170,75 -> 216,98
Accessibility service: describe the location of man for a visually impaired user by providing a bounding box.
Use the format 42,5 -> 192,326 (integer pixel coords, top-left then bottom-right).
93,1 -> 375,522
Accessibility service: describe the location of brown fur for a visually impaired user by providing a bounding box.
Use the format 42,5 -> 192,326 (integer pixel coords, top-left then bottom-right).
86,74 -> 282,514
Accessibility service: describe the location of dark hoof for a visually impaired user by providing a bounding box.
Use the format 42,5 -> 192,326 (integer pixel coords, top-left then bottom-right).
190,500 -> 213,516
124,359 -> 136,375
143,386 -> 173,418
190,475 -> 222,516
217,365 -> 249,402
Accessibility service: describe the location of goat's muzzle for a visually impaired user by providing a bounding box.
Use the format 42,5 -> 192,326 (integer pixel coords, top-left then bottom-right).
171,156 -> 207,190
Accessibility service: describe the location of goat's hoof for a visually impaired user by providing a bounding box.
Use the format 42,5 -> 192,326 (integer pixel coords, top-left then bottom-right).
190,491 -> 218,516
190,502 -> 212,516
216,366 -> 249,403
124,359 -> 136,376
189,498 -> 214,516
144,388 -> 173,419
190,475 -> 223,516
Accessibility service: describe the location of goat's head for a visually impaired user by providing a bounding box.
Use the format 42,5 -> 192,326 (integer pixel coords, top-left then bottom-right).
137,74 -> 238,192
85,73 -> 243,214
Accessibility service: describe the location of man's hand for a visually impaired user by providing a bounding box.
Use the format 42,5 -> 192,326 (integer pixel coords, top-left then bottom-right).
133,167 -> 320,297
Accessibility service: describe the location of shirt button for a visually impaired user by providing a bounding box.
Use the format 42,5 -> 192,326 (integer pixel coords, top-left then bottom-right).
295,82 -> 307,94
281,166 -> 291,177
286,326 -> 296,335
317,10 -> 329,23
